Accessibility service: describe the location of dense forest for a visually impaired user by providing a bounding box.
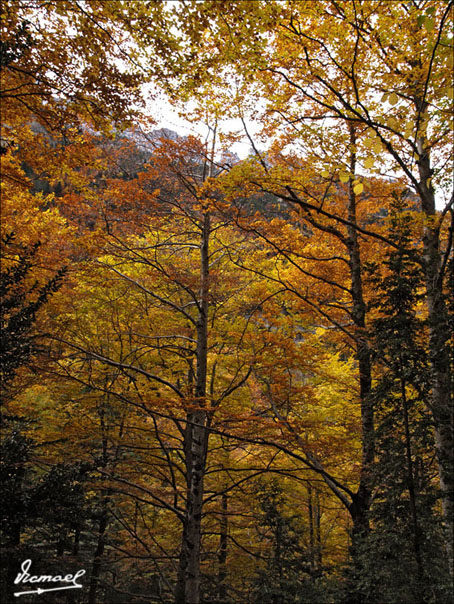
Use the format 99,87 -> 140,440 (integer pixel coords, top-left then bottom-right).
1,1 -> 453,603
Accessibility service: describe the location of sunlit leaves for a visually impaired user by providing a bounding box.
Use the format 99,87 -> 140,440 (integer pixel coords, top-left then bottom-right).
388,92 -> 398,106
145,0 -> 452,206
353,182 -> 364,195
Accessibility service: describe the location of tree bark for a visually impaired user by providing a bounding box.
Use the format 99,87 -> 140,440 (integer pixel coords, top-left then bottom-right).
342,128 -> 374,604
315,490 -> 322,575
88,498 -> 109,604
346,127 -> 373,541
416,123 -> 453,576
176,212 -> 210,604
308,484 -> 315,576
89,409 -> 111,604
218,493 -> 228,603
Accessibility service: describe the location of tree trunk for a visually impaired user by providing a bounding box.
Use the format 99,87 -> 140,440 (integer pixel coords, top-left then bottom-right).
175,516 -> 189,604
183,411 -> 208,604
218,493 -> 228,602
416,128 -> 453,576
72,526 -> 81,556
315,490 -> 322,575
347,127 -> 374,519
88,499 -> 109,604
176,212 -> 211,604
56,529 -> 66,557
343,127 -> 374,604
308,484 -> 315,576
346,127 -> 373,536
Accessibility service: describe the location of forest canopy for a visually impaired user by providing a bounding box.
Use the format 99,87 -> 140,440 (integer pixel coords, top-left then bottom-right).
1,1 -> 453,603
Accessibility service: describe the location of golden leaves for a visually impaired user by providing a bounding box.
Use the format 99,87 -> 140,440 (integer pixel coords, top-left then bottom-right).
373,141 -> 383,154
353,182 -> 364,195
388,92 -> 398,106
424,17 -> 435,32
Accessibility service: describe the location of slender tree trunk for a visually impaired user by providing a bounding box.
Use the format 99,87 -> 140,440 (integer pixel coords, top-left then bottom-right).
218,493 -> 228,603
416,123 -> 453,576
308,484 -> 315,576
175,516 -> 189,603
275,514 -> 283,604
88,498 -> 109,604
346,127 -> 373,541
343,126 -> 374,604
183,413 -> 208,604
57,529 -> 67,557
176,212 -> 211,604
308,484 -> 322,578
72,526 -> 81,556
89,412 -> 110,604
315,490 -> 322,575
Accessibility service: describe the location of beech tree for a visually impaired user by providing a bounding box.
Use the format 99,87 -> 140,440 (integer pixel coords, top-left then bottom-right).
43,133 -> 292,603
135,0 -> 453,578
1,0 -> 144,132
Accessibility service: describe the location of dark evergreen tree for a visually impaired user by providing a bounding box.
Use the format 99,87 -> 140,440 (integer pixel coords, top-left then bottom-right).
349,201 -> 452,604
0,233 -> 82,602
1,232 -> 65,399
1,232 -> 66,549
251,480 -> 328,604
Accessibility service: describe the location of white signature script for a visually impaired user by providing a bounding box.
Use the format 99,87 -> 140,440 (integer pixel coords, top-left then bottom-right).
14,559 -> 86,597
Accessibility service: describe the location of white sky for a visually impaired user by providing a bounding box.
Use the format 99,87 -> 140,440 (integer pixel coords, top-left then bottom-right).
145,88 -> 260,160
148,95 -> 448,211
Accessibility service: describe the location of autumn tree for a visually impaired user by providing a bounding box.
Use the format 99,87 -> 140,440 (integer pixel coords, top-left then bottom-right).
41,132 -> 301,603
132,0 -> 453,578
1,0 -> 144,132
1,4 -> 148,598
